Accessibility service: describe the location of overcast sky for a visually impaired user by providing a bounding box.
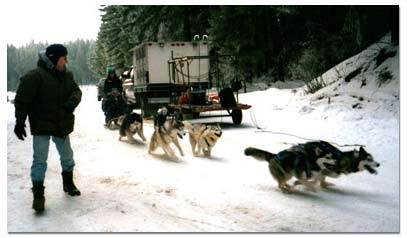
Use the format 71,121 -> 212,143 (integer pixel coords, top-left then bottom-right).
5,3 -> 102,47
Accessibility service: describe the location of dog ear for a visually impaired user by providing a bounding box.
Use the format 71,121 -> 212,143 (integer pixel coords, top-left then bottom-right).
359,146 -> 367,156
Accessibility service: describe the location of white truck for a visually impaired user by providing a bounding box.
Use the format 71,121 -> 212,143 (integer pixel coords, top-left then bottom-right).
132,41 -> 210,116
130,40 -> 251,124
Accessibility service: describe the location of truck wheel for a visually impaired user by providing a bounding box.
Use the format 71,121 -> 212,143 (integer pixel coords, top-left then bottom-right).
140,96 -> 147,117
231,109 -> 242,124
192,112 -> 200,118
134,94 -> 141,109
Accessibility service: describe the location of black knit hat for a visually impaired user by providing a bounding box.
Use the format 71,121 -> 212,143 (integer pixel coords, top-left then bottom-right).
45,44 -> 68,66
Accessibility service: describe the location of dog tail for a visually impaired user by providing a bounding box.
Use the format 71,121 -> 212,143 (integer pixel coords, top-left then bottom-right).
244,147 -> 276,163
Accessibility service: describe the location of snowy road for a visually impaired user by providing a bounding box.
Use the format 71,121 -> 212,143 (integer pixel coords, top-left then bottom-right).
7,81 -> 399,232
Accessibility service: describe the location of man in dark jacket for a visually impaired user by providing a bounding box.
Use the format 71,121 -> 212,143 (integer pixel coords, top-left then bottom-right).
102,67 -> 125,124
14,44 -> 82,213
103,66 -> 123,95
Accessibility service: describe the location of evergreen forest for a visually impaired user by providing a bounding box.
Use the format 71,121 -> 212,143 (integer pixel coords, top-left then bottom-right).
7,5 -> 398,92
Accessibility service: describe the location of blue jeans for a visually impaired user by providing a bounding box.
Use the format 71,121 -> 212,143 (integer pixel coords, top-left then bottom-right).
31,135 -> 75,183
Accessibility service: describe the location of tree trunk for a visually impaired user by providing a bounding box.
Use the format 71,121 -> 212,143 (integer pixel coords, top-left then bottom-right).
183,9 -> 192,41
390,6 -> 399,45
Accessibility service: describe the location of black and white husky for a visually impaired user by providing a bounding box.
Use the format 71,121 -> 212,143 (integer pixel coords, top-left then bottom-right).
118,112 -> 146,143
244,140 -> 380,193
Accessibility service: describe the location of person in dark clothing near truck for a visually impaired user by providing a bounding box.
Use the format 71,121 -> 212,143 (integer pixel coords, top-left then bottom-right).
103,66 -> 123,96
14,44 -> 82,213
101,66 -> 125,124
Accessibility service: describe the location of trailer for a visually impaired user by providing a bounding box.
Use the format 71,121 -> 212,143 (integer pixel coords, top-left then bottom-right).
132,41 -> 210,116
131,40 -> 251,124
166,54 -> 251,124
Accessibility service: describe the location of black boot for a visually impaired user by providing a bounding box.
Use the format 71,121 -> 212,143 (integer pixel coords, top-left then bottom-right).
32,181 -> 45,212
62,171 -> 81,196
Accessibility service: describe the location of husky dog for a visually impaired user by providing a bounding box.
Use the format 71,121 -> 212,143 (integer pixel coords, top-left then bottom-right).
148,118 -> 186,160
244,140 -> 379,193
296,141 -> 380,188
118,112 -> 146,143
106,115 -> 126,129
185,122 -> 222,157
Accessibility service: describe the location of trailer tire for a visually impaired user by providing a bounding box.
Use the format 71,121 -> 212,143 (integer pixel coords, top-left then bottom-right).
134,94 -> 142,109
140,95 -> 148,117
192,112 -> 200,119
231,109 -> 242,124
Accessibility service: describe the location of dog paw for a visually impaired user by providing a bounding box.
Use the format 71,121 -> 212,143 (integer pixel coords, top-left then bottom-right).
281,188 -> 293,194
321,181 -> 335,188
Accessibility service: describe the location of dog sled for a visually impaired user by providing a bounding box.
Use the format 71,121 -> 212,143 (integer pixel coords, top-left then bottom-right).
168,102 -> 251,125
166,54 -> 252,125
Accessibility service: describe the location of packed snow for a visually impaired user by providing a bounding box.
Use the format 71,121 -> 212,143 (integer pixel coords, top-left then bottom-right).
7,36 -> 399,233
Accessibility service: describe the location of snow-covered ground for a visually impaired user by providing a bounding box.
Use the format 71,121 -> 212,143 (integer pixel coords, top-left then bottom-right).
7,37 -> 399,232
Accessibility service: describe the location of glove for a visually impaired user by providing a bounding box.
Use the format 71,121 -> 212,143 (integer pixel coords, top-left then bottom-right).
98,96 -> 102,101
14,123 -> 27,140
63,101 -> 77,113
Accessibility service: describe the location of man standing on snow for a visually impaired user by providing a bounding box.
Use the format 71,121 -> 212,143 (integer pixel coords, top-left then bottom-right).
14,44 -> 82,213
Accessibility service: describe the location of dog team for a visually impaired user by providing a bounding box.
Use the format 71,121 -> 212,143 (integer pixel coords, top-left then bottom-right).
107,107 -> 380,193
106,107 -> 223,161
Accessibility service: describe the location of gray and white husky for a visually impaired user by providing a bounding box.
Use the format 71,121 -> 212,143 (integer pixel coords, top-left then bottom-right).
244,140 -> 380,193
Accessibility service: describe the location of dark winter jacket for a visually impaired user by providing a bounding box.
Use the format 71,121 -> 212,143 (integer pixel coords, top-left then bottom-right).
14,53 -> 82,138
103,74 -> 123,95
